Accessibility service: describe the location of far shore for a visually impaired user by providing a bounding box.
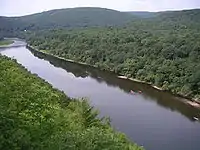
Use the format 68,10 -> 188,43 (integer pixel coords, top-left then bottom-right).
0,39 -> 14,48
118,75 -> 164,90
118,75 -> 200,108
0,39 -> 26,48
27,45 -> 200,109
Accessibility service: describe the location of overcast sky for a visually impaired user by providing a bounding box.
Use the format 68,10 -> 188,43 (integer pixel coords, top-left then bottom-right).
1,0 -> 200,16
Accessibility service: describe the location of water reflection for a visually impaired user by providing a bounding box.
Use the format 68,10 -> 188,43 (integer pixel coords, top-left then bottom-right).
30,48 -> 200,121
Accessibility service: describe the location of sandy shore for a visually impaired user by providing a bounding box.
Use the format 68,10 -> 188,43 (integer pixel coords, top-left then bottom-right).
118,76 -> 163,90
186,101 -> 200,107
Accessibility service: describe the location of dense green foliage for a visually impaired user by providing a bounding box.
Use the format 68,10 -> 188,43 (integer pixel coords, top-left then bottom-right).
0,39 -> 14,46
0,7 -> 135,37
26,9 -> 200,101
0,55 -> 143,150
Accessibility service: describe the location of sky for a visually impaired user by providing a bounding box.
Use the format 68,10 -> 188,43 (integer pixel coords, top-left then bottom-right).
0,0 -> 200,16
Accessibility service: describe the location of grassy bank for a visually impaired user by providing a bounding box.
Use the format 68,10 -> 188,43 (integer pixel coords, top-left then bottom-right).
0,39 -> 14,46
0,54 -> 143,150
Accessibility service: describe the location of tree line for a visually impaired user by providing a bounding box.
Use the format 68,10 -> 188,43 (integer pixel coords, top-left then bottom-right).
27,20 -> 200,101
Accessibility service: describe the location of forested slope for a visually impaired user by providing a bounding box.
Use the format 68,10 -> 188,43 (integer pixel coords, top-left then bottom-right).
0,55 -> 143,150
0,7 -> 134,37
27,9 -> 200,101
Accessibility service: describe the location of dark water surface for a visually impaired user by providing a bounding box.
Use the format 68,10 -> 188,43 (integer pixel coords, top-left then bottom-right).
1,46 -> 200,150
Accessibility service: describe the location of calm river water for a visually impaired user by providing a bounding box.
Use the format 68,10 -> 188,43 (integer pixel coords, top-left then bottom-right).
1,45 -> 200,150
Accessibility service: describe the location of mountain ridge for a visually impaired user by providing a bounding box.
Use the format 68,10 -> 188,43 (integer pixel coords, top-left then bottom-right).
0,7 -> 200,38
0,7 -> 134,30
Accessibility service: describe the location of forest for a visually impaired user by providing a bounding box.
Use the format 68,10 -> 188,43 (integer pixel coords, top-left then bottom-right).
0,7 -> 135,38
26,9 -> 200,101
0,55 -> 143,150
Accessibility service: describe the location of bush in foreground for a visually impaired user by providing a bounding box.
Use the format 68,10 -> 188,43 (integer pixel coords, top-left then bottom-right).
0,55 -> 143,150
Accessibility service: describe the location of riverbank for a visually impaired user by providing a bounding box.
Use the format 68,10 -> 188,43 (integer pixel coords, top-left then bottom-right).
0,54 -> 143,150
0,39 -> 26,48
118,75 -> 200,108
118,75 -> 164,90
0,39 -> 14,47
27,45 -> 200,109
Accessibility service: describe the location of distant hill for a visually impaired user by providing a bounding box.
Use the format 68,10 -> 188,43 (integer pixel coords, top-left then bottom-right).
0,7 -> 134,34
128,9 -> 200,23
127,9 -> 200,30
127,11 -> 157,18
1,7 -> 200,37
149,9 -> 200,29
156,9 -> 200,24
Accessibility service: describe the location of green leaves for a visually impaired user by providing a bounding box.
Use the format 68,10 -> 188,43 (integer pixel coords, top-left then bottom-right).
0,56 -> 143,150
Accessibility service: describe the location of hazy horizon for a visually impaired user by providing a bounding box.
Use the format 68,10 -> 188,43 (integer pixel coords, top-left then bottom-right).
1,0 -> 200,17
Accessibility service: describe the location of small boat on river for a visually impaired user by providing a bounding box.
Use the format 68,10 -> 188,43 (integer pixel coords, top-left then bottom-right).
130,90 -> 143,95
130,90 -> 135,94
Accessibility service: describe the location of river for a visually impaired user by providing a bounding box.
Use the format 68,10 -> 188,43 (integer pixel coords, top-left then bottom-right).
1,45 -> 200,150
